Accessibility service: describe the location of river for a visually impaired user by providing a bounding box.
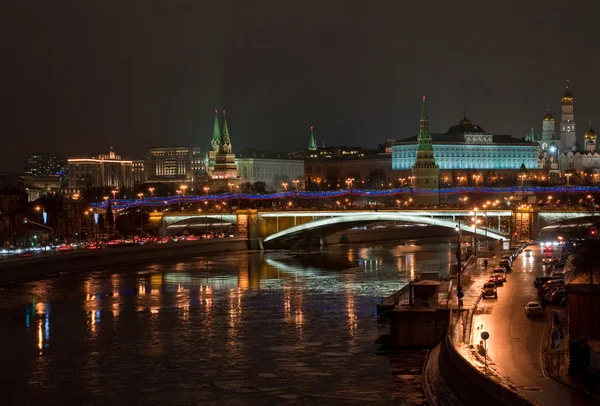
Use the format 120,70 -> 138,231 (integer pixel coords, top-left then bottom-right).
0,238 -> 455,405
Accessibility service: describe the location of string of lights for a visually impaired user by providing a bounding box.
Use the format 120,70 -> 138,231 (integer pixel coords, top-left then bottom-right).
89,186 -> 600,210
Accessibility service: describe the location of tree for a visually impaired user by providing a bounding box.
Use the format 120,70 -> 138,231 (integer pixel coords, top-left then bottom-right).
253,182 -> 267,194
106,201 -> 114,227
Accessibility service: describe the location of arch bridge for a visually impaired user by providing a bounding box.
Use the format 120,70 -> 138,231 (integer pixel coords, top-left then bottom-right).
157,209 -> 513,248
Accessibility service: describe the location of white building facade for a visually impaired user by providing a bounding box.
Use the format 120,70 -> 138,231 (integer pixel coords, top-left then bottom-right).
236,150 -> 304,191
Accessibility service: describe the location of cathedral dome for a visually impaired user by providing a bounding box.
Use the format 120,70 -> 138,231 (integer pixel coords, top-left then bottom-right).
584,120 -> 597,139
445,115 -> 486,135
561,88 -> 574,103
543,111 -> 554,121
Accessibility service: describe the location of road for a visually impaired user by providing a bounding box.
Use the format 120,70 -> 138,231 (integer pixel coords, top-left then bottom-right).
469,245 -> 595,406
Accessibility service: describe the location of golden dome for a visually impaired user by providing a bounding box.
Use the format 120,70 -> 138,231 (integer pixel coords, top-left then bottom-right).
543,110 -> 554,121
584,120 -> 596,140
561,88 -> 574,103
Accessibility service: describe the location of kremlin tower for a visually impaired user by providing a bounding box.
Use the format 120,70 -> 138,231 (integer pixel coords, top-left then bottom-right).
411,97 -> 440,206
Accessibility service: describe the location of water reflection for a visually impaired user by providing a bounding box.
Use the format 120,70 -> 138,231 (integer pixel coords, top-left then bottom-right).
0,239 -> 454,404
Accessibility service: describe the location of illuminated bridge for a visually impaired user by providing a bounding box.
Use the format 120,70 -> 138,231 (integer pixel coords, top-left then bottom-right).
154,209 -> 513,248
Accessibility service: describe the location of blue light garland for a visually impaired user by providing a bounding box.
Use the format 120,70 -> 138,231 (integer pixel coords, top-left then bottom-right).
89,186 -> 600,210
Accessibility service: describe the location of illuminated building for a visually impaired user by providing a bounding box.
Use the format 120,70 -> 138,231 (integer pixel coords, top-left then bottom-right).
392,102 -> 540,185
23,153 -> 67,189
67,149 -> 133,191
558,121 -> 600,183
132,157 -> 146,185
236,149 -> 304,191
199,110 -> 241,191
559,81 -> 577,152
210,110 -> 239,179
145,146 -> 203,186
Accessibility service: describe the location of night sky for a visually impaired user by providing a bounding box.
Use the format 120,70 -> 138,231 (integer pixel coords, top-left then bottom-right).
2,1 -> 599,171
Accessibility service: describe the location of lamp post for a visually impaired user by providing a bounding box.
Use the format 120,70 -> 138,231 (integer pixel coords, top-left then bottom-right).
455,220 -> 463,311
565,173 -> 572,207
293,179 -> 300,190
137,193 -> 144,234
203,186 -> 209,196
346,178 -> 354,208
148,187 -> 155,197
472,207 -> 479,257
111,189 -> 118,200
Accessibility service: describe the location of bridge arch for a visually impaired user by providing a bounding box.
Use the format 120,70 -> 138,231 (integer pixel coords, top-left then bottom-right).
263,213 -> 507,248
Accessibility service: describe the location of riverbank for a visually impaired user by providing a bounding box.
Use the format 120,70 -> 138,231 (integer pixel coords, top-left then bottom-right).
0,237 -> 248,286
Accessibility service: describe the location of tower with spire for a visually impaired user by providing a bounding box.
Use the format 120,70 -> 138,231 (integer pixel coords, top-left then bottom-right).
525,127 -> 537,143
207,109 -> 221,174
411,97 -> 440,205
212,110 -> 239,179
540,106 -> 556,153
560,80 -> 576,151
584,119 -> 597,153
308,126 -> 317,151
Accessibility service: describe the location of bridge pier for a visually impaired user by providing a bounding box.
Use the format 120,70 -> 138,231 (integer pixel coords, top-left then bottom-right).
237,209 -> 261,250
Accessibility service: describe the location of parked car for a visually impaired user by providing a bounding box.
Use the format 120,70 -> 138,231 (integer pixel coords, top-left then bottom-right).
525,301 -> 544,316
492,268 -> 507,282
549,290 -> 568,305
482,282 -> 498,299
524,248 -> 532,257
499,260 -> 512,273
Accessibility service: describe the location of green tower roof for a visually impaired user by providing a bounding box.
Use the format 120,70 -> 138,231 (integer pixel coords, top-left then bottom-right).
308,126 -> 317,151
211,109 -> 221,150
417,96 -> 433,151
221,110 -> 231,146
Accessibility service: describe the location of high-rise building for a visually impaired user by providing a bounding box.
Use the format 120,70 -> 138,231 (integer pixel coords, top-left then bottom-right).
132,157 -> 147,185
24,153 -> 67,177
145,147 -> 203,186
560,81 -> 577,152
411,97 -> 440,205
67,149 -> 133,191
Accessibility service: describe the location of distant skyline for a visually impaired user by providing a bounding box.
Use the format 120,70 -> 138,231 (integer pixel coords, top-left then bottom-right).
2,1 -> 599,171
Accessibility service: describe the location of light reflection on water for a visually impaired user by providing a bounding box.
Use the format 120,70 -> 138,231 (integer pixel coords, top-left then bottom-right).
0,239 -> 453,404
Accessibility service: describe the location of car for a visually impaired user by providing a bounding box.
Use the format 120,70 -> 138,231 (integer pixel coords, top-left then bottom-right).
489,275 -> 504,286
524,248 -> 532,257
482,282 -> 498,298
498,260 -> 512,273
492,268 -> 507,282
543,246 -> 554,253
550,291 -> 567,305
525,301 -> 544,316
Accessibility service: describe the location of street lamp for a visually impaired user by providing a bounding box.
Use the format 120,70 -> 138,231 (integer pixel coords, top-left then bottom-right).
346,178 -> 354,208
180,185 -> 188,196
203,186 -> 210,196
293,179 -> 300,190
282,182 -> 288,191
148,187 -> 155,197
111,189 -> 118,200
565,173 -> 572,207
471,207 -> 479,256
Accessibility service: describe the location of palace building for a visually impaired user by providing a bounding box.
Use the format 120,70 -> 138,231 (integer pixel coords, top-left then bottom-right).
391,105 -> 539,186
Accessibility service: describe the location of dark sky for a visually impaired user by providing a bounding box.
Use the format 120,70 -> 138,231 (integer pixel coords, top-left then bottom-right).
2,0 -> 599,171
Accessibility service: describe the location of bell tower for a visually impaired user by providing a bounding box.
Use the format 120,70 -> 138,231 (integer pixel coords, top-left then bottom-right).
560,80 -> 576,151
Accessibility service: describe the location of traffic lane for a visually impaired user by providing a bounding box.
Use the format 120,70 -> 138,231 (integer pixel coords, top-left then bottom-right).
475,246 -> 595,405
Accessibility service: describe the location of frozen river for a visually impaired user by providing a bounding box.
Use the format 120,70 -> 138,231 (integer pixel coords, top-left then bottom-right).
0,239 -> 455,405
